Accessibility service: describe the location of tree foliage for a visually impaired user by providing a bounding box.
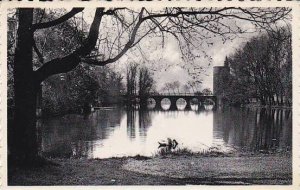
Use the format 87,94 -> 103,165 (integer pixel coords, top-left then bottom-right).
126,63 -> 139,96
8,9 -> 124,116
221,27 -> 292,106
162,80 -> 203,94
139,67 -> 156,96
126,63 -> 155,97
42,65 -> 124,115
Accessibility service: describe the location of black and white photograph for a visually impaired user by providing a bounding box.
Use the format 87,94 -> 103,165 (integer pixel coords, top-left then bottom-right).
5,5 -> 295,186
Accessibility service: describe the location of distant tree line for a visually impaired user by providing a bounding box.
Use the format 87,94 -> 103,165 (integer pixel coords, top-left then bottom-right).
162,80 -> 212,95
218,27 -> 292,106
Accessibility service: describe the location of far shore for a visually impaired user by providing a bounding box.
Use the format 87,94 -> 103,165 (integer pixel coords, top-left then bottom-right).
8,153 -> 292,185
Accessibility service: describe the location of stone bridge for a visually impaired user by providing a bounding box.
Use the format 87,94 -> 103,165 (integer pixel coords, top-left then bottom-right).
128,93 -> 217,110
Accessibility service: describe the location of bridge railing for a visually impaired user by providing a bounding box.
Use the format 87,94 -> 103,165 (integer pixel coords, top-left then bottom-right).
148,93 -> 214,96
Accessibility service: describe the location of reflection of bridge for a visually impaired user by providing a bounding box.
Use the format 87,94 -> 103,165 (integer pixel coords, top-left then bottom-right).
125,93 -> 217,110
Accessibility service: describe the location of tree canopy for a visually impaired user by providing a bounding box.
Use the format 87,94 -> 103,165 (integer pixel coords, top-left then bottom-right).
218,26 -> 292,106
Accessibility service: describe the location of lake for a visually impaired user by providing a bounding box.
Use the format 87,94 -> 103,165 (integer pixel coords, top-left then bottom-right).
38,107 -> 292,159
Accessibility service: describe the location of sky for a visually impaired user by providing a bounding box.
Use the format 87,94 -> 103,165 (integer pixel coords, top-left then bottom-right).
112,32 -> 254,91
155,36 -> 247,90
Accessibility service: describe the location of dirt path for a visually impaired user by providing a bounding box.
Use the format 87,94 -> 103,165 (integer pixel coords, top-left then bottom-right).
8,155 -> 292,185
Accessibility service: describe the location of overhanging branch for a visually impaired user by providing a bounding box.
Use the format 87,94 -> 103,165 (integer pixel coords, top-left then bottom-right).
81,8 -> 145,66
34,8 -> 104,83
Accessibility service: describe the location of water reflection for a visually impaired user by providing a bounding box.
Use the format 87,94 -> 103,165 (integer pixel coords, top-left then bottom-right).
39,107 -> 292,159
191,104 -> 199,111
213,107 -> 292,153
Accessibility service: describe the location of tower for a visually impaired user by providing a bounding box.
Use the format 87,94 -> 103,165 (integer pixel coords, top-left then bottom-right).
213,57 -> 230,106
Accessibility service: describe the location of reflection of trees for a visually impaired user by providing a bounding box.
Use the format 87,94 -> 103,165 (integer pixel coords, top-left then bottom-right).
126,109 -> 153,141
127,109 -> 136,140
162,110 -> 180,118
71,141 -> 92,158
213,107 -> 292,152
40,109 -> 123,158
250,108 -> 292,152
138,110 -> 152,139
96,109 -> 122,138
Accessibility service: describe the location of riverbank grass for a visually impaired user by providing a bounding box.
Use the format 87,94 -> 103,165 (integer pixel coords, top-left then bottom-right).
8,152 -> 291,185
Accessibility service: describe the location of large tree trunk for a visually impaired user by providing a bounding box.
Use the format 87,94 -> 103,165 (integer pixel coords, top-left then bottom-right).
9,9 -> 105,166
9,9 -> 39,165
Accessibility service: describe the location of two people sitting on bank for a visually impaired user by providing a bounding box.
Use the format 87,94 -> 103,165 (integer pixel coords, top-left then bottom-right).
158,138 -> 178,150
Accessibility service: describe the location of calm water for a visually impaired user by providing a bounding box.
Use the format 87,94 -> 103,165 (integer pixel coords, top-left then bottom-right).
38,107 -> 292,159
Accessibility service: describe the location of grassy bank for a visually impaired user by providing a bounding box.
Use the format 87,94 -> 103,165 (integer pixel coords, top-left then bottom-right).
8,153 -> 291,185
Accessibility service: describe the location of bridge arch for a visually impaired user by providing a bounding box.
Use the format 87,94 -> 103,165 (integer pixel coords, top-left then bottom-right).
203,98 -> 215,110
161,98 -> 171,110
190,98 -> 200,111
147,98 -> 156,109
176,98 -> 187,110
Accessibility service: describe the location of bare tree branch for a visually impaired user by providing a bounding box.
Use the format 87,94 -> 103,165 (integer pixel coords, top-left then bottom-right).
82,8 -> 145,66
89,7 -> 290,66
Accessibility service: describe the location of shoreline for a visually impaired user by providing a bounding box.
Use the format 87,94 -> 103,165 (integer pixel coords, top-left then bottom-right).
242,104 -> 292,110
8,153 -> 292,185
